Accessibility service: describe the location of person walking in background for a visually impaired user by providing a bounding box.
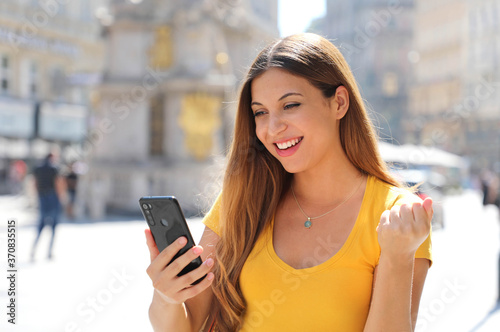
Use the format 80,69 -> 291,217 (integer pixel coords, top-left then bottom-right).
65,162 -> 79,220
31,153 -> 65,260
8,159 -> 27,194
480,169 -> 499,207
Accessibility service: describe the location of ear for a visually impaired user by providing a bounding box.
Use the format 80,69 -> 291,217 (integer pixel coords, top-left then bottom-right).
330,86 -> 349,120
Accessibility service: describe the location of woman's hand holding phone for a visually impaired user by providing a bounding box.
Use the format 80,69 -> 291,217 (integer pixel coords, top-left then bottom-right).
145,229 -> 215,304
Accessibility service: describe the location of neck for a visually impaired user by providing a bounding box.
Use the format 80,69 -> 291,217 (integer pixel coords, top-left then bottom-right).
291,145 -> 364,206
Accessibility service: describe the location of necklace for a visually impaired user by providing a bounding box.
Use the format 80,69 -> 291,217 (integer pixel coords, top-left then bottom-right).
291,177 -> 364,229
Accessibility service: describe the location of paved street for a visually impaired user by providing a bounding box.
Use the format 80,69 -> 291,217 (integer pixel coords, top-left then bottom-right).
416,191 -> 500,332
0,190 -> 499,332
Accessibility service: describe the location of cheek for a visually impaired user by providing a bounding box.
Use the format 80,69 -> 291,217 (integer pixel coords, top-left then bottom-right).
254,120 -> 267,142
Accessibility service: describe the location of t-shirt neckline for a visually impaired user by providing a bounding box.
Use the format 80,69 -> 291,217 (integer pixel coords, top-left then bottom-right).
266,175 -> 374,275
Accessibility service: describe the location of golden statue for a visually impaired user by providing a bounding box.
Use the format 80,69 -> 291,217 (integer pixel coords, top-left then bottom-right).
178,93 -> 222,161
149,26 -> 173,70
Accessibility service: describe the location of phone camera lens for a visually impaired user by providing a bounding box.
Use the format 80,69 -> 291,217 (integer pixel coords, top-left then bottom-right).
142,203 -> 149,210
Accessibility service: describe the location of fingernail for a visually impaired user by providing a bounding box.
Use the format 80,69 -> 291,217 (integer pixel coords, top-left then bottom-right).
193,246 -> 202,255
207,273 -> 214,281
178,237 -> 187,246
205,258 -> 214,267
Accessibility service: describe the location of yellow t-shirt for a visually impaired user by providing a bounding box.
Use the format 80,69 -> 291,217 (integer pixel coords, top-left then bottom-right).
203,175 -> 432,331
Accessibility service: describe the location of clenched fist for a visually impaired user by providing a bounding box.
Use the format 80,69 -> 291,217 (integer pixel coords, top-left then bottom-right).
377,197 -> 433,259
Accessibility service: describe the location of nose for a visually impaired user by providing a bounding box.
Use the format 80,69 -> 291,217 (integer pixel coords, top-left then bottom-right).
268,113 -> 287,137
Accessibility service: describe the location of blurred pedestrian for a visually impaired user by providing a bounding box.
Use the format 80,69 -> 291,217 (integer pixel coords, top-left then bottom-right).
480,169 -> 499,206
65,162 -> 79,220
31,153 -> 65,260
8,159 -> 27,194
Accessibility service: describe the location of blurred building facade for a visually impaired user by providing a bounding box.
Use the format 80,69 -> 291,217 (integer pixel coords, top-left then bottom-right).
317,0 -> 415,143
0,0 -> 105,193
314,0 -> 500,173
406,0 -> 468,154
85,0 -> 278,217
407,0 -> 500,172
464,0 -> 500,171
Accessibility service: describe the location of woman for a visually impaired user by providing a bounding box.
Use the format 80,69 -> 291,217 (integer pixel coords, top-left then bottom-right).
145,33 -> 433,331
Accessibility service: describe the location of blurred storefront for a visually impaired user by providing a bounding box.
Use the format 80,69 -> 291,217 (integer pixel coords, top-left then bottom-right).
0,0 -> 105,193
85,0 -> 279,218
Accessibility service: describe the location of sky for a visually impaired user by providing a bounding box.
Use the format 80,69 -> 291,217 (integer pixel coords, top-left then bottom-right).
278,0 -> 326,37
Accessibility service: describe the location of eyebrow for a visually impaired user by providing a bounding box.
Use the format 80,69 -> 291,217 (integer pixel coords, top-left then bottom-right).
251,92 -> 303,107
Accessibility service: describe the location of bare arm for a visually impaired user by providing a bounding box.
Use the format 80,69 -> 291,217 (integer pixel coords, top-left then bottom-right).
366,257 -> 429,332
411,258 -> 429,330
146,226 -> 219,332
364,199 -> 432,332
55,175 -> 66,201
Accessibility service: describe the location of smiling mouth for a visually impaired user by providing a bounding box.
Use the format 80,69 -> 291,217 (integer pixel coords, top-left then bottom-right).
275,137 -> 303,150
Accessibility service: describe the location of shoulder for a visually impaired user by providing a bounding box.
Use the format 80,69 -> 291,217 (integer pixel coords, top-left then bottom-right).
369,175 -> 421,210
201,193 -> 222,236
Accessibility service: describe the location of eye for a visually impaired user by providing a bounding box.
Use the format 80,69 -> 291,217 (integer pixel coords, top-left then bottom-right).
284,103 -> 300,110
253,109 -> 267,117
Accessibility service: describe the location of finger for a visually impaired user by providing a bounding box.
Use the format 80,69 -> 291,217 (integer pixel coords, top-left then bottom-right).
377,210 -> 391,231
177,272 -> 215,302
413,201 -> 430,226
177,257 -> 215,287
390,205 -> 402,224
399,204 -> 414,223
145,229 -> 160,262
168,245 -> 205,277
152,256 -> 214,300
147,236 -> 188,276
422,197 -> 433,219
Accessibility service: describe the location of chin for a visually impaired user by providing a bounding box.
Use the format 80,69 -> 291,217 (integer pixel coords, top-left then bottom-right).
277,161 -> 305,174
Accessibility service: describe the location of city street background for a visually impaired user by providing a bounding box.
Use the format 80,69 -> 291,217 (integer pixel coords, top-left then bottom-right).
0,190 -> 499,332
1,0 -> 500,331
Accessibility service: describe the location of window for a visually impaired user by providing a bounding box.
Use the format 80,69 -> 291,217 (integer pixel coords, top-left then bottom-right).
1,56 -> 8,69
30,62 -> 37,97
382,72 -> 399,97
149,96 -> 164,156
0,55 -> 10,94
50,66 -> 66,101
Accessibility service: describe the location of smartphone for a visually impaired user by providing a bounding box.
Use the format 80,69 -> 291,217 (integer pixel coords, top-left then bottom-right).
139,196 -> 205,284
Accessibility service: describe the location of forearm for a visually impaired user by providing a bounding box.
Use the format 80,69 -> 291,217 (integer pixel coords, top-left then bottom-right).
149,291 -> 193,332
364,253 -> 415,332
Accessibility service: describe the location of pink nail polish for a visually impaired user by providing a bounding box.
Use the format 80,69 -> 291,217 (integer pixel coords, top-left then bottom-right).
205,258 -> 214,267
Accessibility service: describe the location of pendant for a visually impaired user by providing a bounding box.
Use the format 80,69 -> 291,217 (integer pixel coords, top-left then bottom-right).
304,218 -> 312,229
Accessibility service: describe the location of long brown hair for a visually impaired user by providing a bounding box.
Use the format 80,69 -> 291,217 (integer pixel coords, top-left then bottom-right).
210,33 -> 401,331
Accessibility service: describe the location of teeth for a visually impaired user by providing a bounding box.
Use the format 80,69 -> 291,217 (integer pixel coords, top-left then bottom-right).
277,138 -> 301,150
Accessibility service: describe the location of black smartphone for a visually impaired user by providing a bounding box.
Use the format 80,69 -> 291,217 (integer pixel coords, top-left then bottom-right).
139,196 -> 205,284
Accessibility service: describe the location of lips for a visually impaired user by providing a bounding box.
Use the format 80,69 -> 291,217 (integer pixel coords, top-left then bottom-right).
273,137 -> 303,157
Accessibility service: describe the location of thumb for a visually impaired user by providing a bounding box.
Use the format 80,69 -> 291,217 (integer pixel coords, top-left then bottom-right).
422,197 -> 433,219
